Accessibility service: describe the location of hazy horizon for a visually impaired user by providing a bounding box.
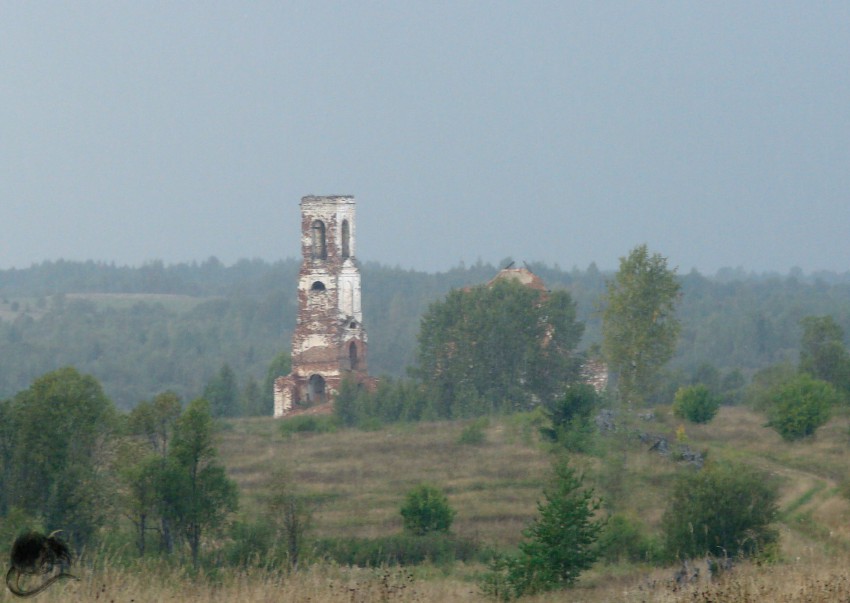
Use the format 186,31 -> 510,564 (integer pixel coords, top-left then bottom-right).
2,3 -> 848,275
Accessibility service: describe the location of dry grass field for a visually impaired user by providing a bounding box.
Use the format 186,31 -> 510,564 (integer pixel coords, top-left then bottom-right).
219,405 -> 850,601
6,405 -> 850,602
218,414 -> 553,547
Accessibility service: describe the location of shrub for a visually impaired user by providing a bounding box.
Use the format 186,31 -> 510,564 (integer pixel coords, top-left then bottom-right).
458,418 -> 489,445
279,415 -> 340,437
766,374 -> 838,441
540,384 -> 600,452
597,513 -> 662,564
224,519 -> 279,567
662,461 -> 779,560
540,384 -> 599,439
400,484 -> 455,536
507,408 -> 548,445
673,384 -> 720,423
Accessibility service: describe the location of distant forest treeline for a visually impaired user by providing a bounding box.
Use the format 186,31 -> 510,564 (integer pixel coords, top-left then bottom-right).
1,257 -> 850,409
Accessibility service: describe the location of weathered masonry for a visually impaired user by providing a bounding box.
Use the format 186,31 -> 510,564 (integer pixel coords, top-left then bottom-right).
273,195 -> 371,417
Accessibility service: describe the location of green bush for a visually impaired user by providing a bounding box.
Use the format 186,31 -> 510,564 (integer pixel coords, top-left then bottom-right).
279,414 -> 340,437
766,374 -> 838,441
400,484 -> 456,536
540,384 -> 599,440
223,519 -> 280,567
597,513 -> 662,564
539,385 -> 601,453
506,408 -> 548,445
673,384 -> 720,423
458,418 -> 489,445
662,461 -> 779,560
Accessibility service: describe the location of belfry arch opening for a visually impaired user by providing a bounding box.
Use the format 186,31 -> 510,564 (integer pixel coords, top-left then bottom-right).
311,280 -> 326,291
307,374 -> 326,403
311,220 -> 327,260
341,219 -> 350,258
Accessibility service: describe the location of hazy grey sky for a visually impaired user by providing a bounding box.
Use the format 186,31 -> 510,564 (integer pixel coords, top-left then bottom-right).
1,2 -> 848,274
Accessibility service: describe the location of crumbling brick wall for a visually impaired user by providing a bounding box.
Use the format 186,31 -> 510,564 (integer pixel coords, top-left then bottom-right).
274,196 -> 372,417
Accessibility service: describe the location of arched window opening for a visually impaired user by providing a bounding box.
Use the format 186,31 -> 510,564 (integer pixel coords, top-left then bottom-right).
307,374 -> 326,404
311,220 -> 327,260
311,281 -> 326,292
349,342 -> 359,371
349,321 -> 357,329
341,219 -> 351,258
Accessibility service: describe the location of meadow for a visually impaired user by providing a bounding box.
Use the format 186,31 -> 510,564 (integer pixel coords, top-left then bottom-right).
6,404 -> 850,602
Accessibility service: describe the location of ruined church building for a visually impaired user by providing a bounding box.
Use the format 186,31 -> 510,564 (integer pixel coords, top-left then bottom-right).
273,195 -> 371,417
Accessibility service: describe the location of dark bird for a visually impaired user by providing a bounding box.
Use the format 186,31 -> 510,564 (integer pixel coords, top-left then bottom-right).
6,531 -> 78,598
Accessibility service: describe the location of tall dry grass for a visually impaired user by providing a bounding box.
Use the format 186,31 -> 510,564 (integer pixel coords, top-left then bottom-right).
10,552 -> 850,602
0,563 -> 487,603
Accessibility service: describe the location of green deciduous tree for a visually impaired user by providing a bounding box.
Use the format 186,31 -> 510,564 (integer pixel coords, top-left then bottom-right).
662,461 -> 779,560
673,384 -> 720,424
2,367 -> 116,550
117,450 -> 162,556
799,315 -> 850,394
121,394 -> 238,565
601,245 -> 681,405
122,391 -> 183,555
414,279 -> 584,416
400,484 -> 455,536
169,398 -> 239,568
128,391 -> 182,458
766,373 -> 838,441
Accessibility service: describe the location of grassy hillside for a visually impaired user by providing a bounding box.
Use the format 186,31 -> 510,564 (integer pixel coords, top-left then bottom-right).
8,403 -> 850,602
218,414 -> 552,548
218,405 -> 850,554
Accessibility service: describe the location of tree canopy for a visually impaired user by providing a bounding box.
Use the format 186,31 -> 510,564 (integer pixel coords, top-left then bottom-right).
413,278 -> 584,416
601,245 -> 681,405
4,259 -> 850,410
799,315 -> 850,395
168,398 -> 239,567
0,367 -> 116,549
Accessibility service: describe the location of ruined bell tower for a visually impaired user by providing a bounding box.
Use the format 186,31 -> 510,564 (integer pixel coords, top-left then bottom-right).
273,195 -> 370,417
